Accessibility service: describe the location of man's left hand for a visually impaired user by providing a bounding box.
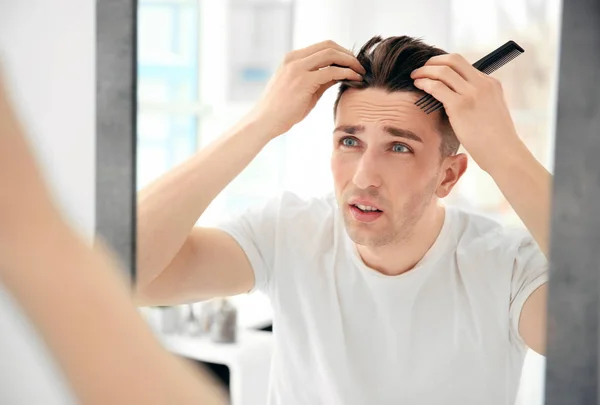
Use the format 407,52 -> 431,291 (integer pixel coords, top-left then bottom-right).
410,53 -> 525,173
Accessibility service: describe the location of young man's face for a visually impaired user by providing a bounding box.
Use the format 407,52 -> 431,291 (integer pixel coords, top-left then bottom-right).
331,88 -> 465,248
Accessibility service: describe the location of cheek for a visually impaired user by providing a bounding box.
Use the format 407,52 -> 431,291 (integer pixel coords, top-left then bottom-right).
330,152 -> 355,182
384,165 -> 436,197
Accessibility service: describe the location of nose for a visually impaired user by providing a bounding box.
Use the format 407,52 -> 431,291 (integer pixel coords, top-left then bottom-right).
352,149 -> 382,189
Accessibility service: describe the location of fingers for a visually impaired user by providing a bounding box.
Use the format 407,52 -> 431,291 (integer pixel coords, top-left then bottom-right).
410,65 -> 473,95
424,53 -> 483,83
301,48 -> 366,74
286,40 -> 355,63
313,66 -> 363,85
413,78 -> 460,112
283,40 -> 366,77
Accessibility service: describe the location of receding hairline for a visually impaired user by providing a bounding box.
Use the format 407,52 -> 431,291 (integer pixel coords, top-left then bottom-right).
333,86 -> 429,120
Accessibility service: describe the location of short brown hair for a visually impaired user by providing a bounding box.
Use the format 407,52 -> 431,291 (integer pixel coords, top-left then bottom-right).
333,35 -> 460,157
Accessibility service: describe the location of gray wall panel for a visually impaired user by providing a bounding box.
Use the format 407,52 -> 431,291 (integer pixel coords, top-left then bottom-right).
96,0 -> 137,283
545,0 -> 600,403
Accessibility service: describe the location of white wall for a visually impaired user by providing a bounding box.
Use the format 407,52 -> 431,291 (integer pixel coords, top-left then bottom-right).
0,0 -> 95,403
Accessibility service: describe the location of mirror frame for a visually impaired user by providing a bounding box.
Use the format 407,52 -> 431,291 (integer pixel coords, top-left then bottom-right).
96,0 -> 137,284
544,0 -> 600,403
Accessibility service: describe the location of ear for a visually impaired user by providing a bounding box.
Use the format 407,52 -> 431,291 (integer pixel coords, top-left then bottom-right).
435,153 -> 468,198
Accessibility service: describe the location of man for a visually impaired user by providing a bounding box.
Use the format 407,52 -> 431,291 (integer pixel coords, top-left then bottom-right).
137,36 -> 551,405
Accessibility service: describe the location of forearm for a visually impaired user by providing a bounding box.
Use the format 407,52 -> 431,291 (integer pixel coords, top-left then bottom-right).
0,79 -> 62,253
1,217 -> 226,405
137,115 -> 276,289
486,139 -> 553,257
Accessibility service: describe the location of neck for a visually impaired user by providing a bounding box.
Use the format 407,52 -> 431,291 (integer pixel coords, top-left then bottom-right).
356,202 -> 446,276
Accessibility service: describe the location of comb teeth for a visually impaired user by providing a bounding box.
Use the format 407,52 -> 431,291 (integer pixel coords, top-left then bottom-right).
425,102 -> 443,114
481,50 -> 521,75
415,95 -> 431,107
421,97 -> 438,110
475,48 -> 524,72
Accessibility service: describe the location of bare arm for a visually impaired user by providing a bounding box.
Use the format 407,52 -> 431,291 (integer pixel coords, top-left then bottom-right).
411,54 -> 551,355
135,117 -> 276,302
486,142 -> 551,355
4,226 -> 228,405
486,143 -> 552,259
136,40 -> 366,305
0,77 -> 226,405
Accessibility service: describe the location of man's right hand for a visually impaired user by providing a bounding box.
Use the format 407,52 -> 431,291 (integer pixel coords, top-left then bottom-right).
247,40 -> 366,137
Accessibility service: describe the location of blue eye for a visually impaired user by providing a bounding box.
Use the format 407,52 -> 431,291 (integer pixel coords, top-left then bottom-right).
341,137 -> 358,147
392,144 -> 410,153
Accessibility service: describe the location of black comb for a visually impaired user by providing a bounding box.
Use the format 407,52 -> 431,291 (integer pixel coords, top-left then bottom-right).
415,40 -> 525,114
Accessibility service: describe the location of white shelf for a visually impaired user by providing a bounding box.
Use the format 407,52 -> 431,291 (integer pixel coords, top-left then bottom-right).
158,329 -> 273,366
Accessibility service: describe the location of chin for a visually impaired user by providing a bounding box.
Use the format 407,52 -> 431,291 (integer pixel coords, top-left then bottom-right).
343,221 -> 395,248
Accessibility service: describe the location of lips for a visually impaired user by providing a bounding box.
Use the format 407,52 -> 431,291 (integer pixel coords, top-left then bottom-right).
347,198 -> 384,223
349,204 -> 383,223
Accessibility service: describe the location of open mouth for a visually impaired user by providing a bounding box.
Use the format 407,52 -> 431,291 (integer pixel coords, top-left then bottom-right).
349,203 -> 384,223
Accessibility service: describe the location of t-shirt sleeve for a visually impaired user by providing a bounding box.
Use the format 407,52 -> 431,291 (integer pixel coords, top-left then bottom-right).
508,231 -> 549,348
212,191 -> 315,296
212,196 -> 279,295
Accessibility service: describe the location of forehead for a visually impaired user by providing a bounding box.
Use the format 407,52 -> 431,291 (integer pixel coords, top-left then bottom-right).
335,88 -> 440,139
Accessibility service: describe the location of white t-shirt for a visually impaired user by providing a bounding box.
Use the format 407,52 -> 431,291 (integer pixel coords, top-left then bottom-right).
216,191 -> 548,405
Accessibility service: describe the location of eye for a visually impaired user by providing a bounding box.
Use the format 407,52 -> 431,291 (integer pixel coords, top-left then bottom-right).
340,137 -> 358,147
392,143 -> 411,153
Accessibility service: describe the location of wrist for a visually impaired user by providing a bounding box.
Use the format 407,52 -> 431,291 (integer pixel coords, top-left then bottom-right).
479,136 -> 530,175
485,139 -> 535,181
240,108 -> 289,142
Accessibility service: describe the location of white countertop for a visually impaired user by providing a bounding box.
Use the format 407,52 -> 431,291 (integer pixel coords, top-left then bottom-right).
158,329 -> 274,405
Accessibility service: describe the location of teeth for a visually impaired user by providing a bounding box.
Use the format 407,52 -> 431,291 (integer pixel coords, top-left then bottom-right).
356,204 -> 379,212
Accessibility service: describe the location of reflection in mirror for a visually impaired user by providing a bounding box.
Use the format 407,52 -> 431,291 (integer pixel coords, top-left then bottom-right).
135,0 -> 561,404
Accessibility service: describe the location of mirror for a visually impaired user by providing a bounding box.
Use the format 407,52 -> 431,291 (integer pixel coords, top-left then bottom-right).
134,0 -> 561,404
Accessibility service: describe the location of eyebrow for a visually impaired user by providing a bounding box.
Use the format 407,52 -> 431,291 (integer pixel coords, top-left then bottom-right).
333,124 -> 423,143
